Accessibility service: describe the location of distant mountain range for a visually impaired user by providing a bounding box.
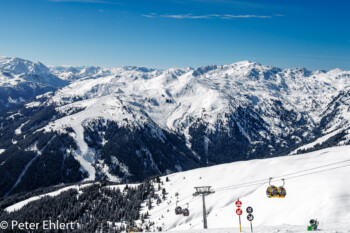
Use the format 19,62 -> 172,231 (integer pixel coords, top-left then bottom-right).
1,56 -> 350,197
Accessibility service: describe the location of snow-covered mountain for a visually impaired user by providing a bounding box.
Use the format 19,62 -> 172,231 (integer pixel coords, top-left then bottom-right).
50,65 -> 112,81
0,56 -> 51,75
0,56 -> 68,111
1,56 -> 350,197
49,64 -> 161,82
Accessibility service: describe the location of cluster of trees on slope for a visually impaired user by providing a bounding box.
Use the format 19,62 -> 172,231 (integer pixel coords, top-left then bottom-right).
0,177 -> 168,233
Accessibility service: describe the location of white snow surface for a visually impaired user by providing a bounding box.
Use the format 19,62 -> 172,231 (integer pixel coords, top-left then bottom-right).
14,120 -> 29,135
139,146 -> 350,232
166,223 -> 350,233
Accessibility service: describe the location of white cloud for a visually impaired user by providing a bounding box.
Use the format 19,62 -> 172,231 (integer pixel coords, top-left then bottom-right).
223,14 -> 271,19
161,14 -> 211,19
142,13 -> 157,18
50,0 -> 112,3
143,13 -> 279,19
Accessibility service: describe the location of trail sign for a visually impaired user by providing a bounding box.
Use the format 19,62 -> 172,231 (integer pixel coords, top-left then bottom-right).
247,214 -> 254,221
236,199 -> 242,232
247,210 -> 254,233
246,206 -> 253,214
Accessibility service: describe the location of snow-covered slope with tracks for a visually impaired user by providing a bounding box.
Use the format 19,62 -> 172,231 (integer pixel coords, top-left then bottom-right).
139,146 -> 350,232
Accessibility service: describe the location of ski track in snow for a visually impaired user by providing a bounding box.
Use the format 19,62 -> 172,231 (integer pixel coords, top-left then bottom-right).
5,136 -> 55,196
71,122 -> 96,181
5,154 -> 40,197
41,95 -> 142,181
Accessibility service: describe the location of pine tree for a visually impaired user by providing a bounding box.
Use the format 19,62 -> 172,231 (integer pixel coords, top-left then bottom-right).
148,198 -> 152,210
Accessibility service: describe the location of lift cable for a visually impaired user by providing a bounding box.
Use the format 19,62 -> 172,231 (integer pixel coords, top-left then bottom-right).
147,159 -> 350,219
214,163 -> 350,193
213,158 -> 350,192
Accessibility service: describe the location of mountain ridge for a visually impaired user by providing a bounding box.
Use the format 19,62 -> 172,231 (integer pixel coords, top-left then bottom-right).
1,56 -> 350,197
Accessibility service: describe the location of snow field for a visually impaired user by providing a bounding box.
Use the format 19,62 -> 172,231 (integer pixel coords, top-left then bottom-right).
139,146 -> 350,231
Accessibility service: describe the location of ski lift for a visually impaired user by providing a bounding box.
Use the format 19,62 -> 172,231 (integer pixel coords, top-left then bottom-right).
175,200 -> 183,215
182,203 -> 190,217
266,177 -> 279,198
277,179 -> 286,198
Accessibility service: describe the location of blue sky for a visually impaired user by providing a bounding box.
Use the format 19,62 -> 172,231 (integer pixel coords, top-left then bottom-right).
0,0 -> 349,70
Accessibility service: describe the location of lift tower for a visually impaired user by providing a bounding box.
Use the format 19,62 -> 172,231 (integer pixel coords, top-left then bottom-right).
193,186 -> 215,229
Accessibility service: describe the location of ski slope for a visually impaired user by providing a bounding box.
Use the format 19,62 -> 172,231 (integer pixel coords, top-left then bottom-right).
139,146 -> 350,232
3,146 -> 350,232
165,223 -> 350,233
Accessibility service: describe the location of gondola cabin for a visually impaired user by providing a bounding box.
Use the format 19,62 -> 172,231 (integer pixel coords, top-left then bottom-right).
266,185 -> 279,198
278,187 -> 286,198
183,208 -> 190,216
175,206 -> 183,215
267,178 -> 286,198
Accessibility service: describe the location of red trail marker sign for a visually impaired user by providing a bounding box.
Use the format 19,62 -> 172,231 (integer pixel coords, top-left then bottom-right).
235,199 -> 242,232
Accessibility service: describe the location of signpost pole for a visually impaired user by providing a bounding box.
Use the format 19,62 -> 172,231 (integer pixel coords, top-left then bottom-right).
246,206 -> 254,233
235,199 -> 243,232
239,215 -> 242,232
